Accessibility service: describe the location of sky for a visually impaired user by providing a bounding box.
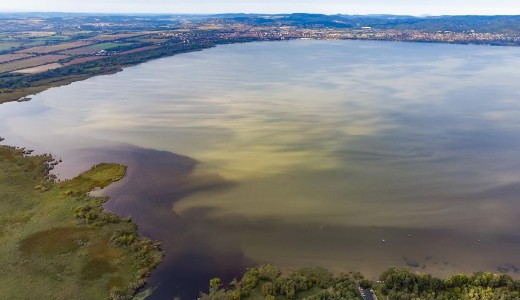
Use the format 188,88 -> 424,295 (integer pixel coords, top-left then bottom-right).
1,0 -> 519,16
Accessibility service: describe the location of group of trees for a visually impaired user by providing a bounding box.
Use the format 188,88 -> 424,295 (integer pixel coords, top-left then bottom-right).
202,265 -> 520,300
380,267 -> 520,300
201,265 -> 361,300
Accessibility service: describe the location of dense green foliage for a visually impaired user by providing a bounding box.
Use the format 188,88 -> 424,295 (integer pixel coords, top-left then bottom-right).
379,267 -> 520,300
0,143 -> 162,299
201,265 -> 362,300
203,265 -> 520,300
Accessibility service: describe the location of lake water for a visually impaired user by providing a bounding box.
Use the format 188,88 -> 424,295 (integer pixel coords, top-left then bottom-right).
2,40 -> 520,299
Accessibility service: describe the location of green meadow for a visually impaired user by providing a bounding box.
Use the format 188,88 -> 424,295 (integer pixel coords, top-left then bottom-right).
0,143 -> 162,300
0,42 -> 21,51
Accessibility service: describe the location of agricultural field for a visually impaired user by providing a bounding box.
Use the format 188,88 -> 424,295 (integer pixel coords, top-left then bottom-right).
16,41 -> 92,54
60,43 -> 132,55
0,144 -> 162,299
0,53 -> 33,63
87,32 -> 153,41
38,35 -> 72,41
0,54 -> 69,74
13,62 -> 63,74
141,38 -> 169,44
60,46 -> 105,55
63,56 -> 108,66
88,42 -> 132,50
0,42 -> 21,51
21,40 -> 48,47
16,31 -> 56,38
116,46 -> 159,55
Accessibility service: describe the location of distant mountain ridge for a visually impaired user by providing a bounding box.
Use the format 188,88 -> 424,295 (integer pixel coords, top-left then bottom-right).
2,12 -> 519,34
210,13 -> 520,34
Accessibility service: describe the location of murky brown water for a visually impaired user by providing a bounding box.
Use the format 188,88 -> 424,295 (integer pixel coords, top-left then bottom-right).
2,40 -> 520,299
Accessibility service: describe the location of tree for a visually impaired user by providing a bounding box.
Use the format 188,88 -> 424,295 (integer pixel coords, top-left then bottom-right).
209,278 -> 222,294
359,279 -> 373,289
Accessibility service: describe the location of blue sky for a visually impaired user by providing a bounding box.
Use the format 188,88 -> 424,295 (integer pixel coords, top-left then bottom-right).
1,0 -> 519,16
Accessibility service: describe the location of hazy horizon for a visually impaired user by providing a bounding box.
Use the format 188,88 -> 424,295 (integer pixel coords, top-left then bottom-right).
1,0 -> 519,16
2,11 -> 520,17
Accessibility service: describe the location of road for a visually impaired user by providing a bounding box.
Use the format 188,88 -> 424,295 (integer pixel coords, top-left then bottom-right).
358,286 -> 377,300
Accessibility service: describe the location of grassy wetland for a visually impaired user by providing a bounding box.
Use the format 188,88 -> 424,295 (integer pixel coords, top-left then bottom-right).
0,141 -> 162,299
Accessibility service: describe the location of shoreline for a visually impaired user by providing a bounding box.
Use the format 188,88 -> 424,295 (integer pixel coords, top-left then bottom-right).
0,44 -> 217,104
1,36 -> 519,106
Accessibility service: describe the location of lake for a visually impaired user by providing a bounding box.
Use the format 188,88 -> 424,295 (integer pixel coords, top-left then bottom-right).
2,40 -> 520,299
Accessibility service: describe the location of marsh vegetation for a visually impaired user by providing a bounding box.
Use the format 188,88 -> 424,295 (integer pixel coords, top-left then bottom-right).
0,143 -> 162,299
